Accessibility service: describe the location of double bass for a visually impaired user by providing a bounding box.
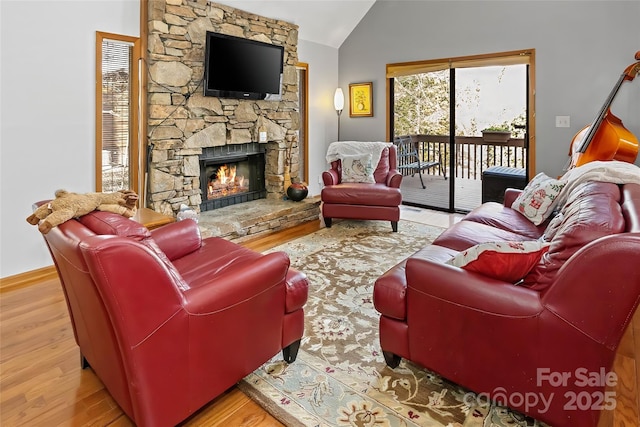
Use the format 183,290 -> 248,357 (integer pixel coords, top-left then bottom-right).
568,51 -> 640,169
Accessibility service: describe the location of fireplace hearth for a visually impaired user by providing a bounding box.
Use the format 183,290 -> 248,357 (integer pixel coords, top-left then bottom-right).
199,143 -> 266,212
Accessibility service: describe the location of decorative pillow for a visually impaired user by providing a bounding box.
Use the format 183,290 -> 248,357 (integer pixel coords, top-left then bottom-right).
511,173 -> 567,225
446,240 -> 550,283
340,154 -> 375,183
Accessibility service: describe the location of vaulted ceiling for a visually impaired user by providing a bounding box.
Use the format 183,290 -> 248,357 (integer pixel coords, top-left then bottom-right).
213,1 -> 377,48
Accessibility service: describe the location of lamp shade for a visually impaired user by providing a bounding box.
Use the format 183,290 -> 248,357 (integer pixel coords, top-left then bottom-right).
334,88 -> 344,111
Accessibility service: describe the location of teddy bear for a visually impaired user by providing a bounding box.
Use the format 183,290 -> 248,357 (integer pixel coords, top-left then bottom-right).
27,189 -> 139,234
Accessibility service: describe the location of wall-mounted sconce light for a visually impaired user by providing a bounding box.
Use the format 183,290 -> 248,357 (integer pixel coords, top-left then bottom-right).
334,88 -> 344,140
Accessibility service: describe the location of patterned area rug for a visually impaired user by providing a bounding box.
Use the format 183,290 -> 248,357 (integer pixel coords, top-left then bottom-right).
239,220 -> 545,427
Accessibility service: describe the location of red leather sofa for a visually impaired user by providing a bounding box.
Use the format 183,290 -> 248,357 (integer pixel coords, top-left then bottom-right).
35,208 -> 308,427
374,182 -> 640,427
321,144 -> 403,231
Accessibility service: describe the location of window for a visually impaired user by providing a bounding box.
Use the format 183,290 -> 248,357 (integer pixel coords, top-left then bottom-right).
96,32 -> 140,194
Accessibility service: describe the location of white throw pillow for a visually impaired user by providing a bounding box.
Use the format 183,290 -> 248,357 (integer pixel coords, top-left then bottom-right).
341,154 -> 375,183
511,172 -> 566,225
446,240 -> 550,283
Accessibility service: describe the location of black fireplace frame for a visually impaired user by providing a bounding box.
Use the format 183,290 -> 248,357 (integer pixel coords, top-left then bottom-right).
199,143 -> 266,211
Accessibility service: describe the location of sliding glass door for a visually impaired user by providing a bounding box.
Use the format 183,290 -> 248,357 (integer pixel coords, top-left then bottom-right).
453,64 -> 528,211
388,50 -> 534,213
393,69 -> 451,210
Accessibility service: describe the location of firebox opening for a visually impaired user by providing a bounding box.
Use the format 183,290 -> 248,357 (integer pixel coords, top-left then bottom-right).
199,143 -> 266,212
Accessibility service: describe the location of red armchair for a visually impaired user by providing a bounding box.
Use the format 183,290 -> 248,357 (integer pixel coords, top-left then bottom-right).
35,207 -> 308,427
321,142 -> 402,231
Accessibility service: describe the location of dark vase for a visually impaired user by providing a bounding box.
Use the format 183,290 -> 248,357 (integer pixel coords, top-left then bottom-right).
287,183 -> 308,201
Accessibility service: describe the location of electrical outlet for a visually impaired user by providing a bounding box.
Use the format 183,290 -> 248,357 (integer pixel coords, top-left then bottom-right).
318,174 -> 323,185
555,116 -> 570,128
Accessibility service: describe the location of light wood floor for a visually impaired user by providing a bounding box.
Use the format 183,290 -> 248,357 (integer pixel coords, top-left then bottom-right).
1,212 -> 638,427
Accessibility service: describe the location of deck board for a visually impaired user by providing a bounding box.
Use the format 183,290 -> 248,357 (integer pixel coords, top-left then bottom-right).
400,172 -> 483,212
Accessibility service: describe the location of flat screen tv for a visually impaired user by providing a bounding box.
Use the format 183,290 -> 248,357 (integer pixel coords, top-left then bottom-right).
204,31 -> 284,100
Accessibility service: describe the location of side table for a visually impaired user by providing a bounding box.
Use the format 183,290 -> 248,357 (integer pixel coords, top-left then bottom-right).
134,207 -> 175,230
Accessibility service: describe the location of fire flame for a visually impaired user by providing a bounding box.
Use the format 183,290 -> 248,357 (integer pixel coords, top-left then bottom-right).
207,163 -> 248,200
217,165 -> 236,184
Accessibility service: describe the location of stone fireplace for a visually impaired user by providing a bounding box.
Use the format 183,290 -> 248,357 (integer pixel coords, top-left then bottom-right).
146,1 -> 300,217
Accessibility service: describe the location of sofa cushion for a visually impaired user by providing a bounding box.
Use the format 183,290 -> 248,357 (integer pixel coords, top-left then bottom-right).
412,244 -> 461,264
78,211 -> 191,291
340,153 -> 375,183
446,240 -> 550,283
523,182 -> 625,290
463,202 -> 547,239
621,183 -> 640,232
78,211 -> 151,240
373,147 -> 391,183
321,183 -> 402,207
140,238 -> 191,291
433,220 -> 534,252
172,237 -> 264,289
511,172 -> 567,225
150,219 -> 201,261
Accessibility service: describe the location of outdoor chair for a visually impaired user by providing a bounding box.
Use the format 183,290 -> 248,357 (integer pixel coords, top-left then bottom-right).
394,135 -> 446,189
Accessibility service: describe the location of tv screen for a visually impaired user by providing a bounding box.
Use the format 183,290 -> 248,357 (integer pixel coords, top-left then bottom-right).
204,32 -> 284,100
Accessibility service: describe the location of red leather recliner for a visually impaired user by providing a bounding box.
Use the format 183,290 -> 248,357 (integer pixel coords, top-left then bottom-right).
35,207 -> 308,427
321,143 -> 403,231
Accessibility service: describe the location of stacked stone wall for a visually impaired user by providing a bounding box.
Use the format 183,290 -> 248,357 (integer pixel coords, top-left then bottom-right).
147,0 -> 300,215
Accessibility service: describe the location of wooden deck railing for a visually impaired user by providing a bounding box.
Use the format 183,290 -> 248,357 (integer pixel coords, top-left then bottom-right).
394,134 -> 527,180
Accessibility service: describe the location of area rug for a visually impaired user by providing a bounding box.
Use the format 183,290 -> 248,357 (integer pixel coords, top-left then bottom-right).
239,219 -> 546,427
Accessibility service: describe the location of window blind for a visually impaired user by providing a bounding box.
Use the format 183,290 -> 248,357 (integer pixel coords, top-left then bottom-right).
101,39 -> 132,158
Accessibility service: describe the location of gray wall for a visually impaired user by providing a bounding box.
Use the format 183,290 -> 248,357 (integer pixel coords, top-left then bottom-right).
337,0 -> 640,176
298,40 -> 340,195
